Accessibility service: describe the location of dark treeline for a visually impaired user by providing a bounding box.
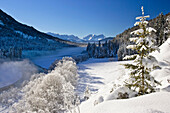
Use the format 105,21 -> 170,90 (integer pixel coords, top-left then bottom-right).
0,47 -> 22,59
86,40 -> 118,58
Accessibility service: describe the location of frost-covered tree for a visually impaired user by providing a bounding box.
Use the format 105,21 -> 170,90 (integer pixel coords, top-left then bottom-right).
123,6 -> 161,95
10,57 -> 78,113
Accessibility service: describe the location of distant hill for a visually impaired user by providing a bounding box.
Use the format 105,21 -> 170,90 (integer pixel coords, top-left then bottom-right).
0,9 -> 82,51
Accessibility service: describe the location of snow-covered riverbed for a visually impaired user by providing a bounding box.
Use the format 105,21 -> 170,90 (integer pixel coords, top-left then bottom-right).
30,47 -> 86,69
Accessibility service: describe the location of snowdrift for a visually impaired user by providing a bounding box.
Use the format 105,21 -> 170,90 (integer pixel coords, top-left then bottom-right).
81,92 -> 170,113
152,38 -> 170,62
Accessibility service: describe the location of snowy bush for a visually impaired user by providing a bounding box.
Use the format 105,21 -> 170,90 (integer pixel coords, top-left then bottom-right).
106,87 -> 137,100
9,57 -> 79,113
0,87 -> 22,107
52,57 -> 78,86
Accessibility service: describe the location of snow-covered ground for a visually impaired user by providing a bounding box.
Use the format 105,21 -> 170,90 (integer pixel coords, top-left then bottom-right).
76,58 -> 121,97
30,47 -> 85,69
1,38 -> 170,112
77,57 -> 170,113
76,38 -> 170,113
80,92 -> 170,113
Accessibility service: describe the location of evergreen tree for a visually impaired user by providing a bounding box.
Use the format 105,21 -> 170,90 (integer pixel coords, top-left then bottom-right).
123,6 -> 161,95
86,42 -> 91,51
98,41 -> 101,58
155,12 -> 166,46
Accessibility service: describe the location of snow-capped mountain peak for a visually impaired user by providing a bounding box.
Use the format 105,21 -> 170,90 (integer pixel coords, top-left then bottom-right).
83,34 -> 106,42
47,33 -> 109,43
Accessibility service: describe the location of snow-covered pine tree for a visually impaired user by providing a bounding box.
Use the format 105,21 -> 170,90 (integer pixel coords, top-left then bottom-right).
123,6 -> 161,95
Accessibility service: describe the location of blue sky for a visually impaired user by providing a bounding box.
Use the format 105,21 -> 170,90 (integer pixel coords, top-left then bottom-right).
0,0 -> 169,38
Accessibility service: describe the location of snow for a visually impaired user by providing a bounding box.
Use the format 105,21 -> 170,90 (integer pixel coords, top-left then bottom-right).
0,60 -> 37,88
83,34 -> 106,42
126,45 -> 136,49
131,27 -> 156,34
0,61 -> 21,88
81,92 -> 170,113
151,38 -> 170,89
15,31 -> 36,39
89,37 -> 92,40
76,38 -> 170,113
77,57 -> 170,113
152,38 -> 170,62
76,58 -> 121,97
0,37 -> 170,112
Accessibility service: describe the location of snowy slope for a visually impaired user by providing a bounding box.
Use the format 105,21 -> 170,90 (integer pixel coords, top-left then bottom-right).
152,38 -> 170,62
76,38 -> 170,113
0,60 -> 38,89
77,59 -> 170,113
80,92 -> 170,113
77,58 -> 121,97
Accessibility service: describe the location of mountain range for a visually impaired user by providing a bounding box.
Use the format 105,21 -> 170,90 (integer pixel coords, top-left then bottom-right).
47,32 -> 84,42
47,32 -> 114,43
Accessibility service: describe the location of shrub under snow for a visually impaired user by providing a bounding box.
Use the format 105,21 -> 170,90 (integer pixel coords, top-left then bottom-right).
106,87 -> 137,100
9,57 -> 79,113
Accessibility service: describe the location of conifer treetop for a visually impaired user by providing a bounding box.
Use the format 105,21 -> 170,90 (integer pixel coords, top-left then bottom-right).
135,6 -> 150,23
